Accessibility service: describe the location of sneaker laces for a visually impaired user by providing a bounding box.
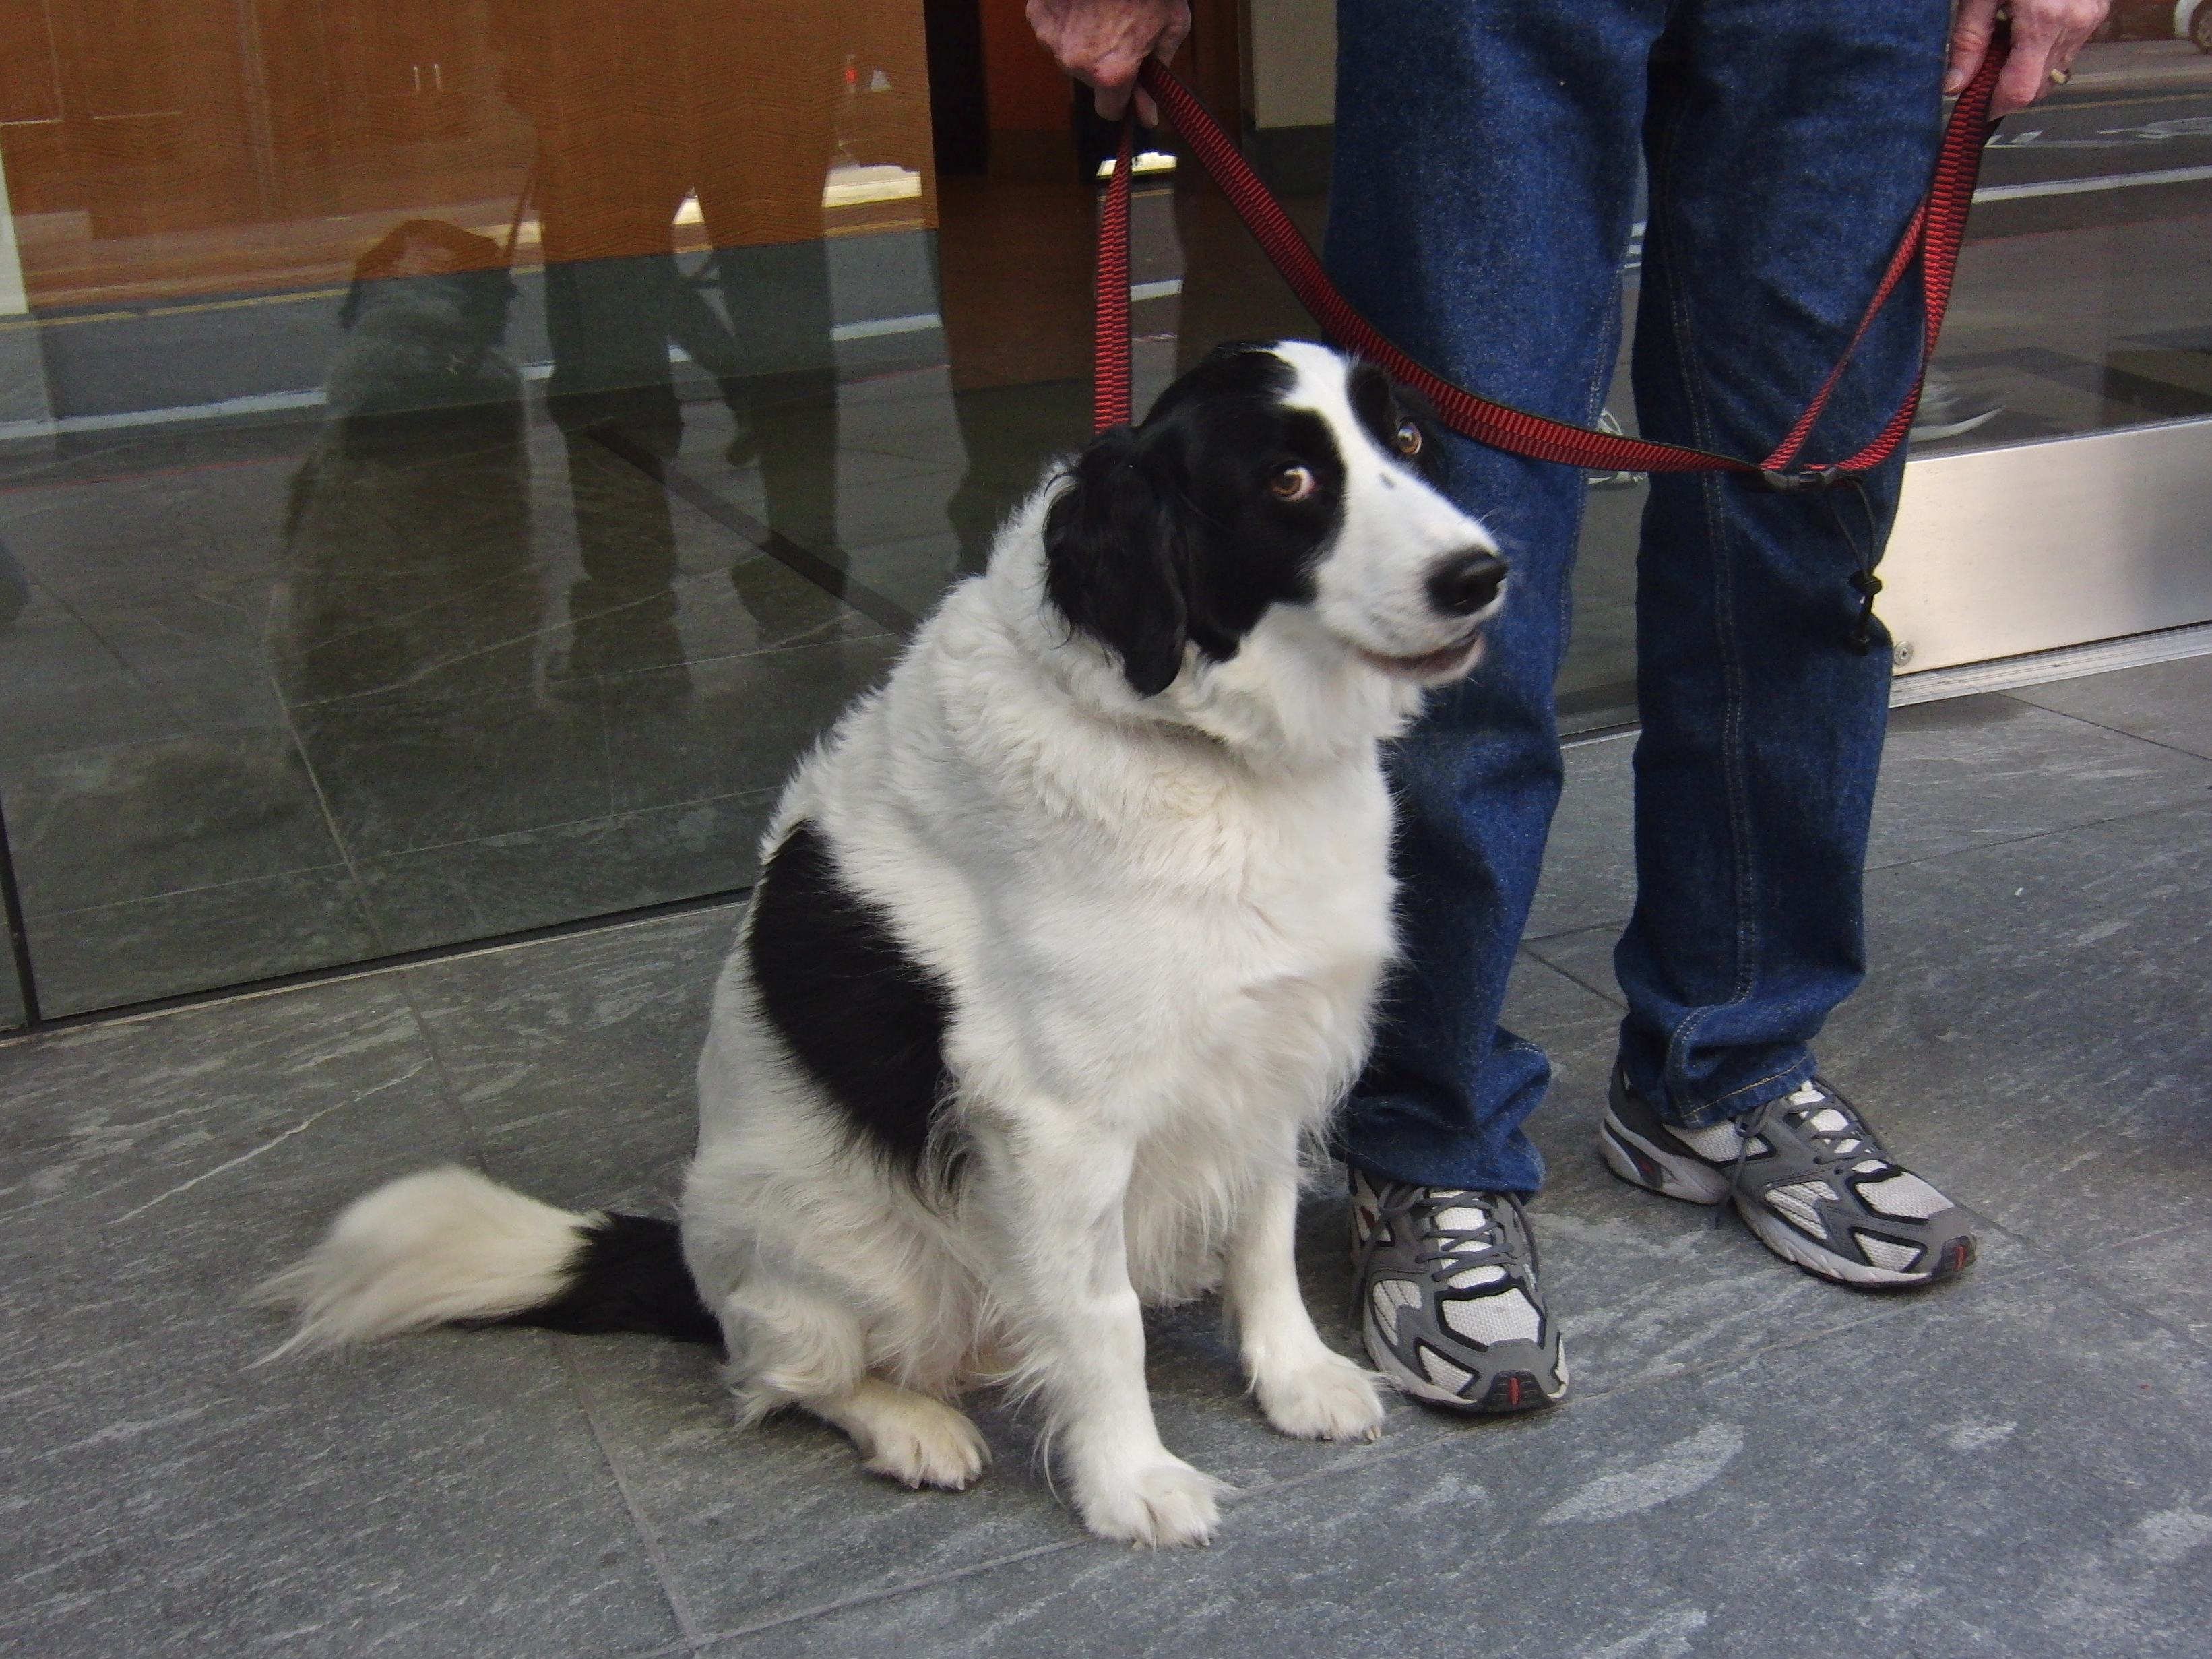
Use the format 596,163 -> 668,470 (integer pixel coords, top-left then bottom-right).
1382,1186 -> 1526,1287
1717,1081 -> 1888,1227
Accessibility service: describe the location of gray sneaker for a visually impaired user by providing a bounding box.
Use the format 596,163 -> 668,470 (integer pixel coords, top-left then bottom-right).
1350,1171 -> 1569,1412
1599,1061 -> 1976,1288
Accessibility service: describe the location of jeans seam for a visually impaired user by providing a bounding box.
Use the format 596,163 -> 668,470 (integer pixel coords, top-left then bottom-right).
1646,96 -> 1763,1102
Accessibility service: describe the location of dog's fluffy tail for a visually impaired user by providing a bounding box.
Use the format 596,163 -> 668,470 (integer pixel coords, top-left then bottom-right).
252,1166 -> 722,1360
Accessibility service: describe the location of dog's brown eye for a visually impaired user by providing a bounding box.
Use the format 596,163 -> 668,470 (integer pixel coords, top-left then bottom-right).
1269,464 -> 1317,501
1394,420 -> 1423,457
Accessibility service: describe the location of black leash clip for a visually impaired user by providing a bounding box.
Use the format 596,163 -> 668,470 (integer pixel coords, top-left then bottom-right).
1756,465 -> 1854,493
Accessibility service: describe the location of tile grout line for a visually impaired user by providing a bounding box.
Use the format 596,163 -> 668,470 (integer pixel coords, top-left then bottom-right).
629,1541 -> 1087,1658
387,961 -> 711,1642
1995,688 -> 2212,768
272,662 -> 394,960
1860,788 -> 2212,881
1518,943 -> 1627,1010
1519,783 -> 2212,955
556,1338 -> 709,1650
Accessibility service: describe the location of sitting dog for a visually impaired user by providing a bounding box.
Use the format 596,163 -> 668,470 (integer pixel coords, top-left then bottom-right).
259,341 -> 1508,1547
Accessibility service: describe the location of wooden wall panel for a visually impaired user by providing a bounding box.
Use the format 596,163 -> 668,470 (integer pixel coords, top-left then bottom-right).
2,0 -> 937,307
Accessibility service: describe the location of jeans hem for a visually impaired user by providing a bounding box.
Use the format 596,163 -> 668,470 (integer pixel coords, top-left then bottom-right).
1662,1059 -> 1817,1131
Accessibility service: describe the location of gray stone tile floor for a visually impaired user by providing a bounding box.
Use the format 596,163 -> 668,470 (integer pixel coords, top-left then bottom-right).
4,658 -> 2209,1658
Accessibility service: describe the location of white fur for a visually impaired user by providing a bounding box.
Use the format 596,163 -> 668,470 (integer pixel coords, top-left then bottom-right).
686,346 -> 1500,1545
260,346 -> 1503,1548
252,1166 -> 591,1359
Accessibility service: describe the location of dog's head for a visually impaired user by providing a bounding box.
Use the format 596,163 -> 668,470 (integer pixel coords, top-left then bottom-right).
1043,341 -> 1505,699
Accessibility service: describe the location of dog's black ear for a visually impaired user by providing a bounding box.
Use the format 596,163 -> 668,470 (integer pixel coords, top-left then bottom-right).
1042,423 -> 1190,697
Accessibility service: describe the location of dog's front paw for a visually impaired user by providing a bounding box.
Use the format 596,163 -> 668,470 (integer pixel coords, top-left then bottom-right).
1077,1457 -> 1228,1547
1255,1349 -> 1387,1442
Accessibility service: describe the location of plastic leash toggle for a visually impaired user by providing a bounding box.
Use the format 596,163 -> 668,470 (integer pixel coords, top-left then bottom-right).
1757,465 -> 1858,493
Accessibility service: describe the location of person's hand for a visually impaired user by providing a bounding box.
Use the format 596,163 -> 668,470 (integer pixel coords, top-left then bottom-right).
1027,0 -> 1191,125
1947,0 -> 2111,118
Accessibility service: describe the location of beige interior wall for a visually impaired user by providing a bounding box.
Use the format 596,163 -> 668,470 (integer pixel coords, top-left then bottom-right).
1246,0 -> 1337,129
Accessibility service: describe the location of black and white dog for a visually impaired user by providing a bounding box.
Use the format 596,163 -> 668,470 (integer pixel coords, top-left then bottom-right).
261,342 -> 1507,1547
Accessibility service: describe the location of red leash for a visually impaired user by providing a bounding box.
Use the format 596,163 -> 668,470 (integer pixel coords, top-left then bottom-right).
1094,42 -> 2007,487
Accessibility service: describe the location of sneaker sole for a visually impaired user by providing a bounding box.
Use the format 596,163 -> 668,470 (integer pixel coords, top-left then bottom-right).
1360,1311 -> 1567,1413
1598,1110 -> 1732,1206
1736,1201 -> 1976,1289
1602,1108 -> 1975,1288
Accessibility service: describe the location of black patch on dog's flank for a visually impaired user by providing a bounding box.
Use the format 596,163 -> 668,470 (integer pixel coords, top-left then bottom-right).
491,1213 -> 724,1348
1044,343 -> 1352,695
747,820 -> 956,1173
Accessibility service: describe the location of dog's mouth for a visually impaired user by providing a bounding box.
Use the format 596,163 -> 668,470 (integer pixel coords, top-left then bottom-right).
1357,627 -> 1489,683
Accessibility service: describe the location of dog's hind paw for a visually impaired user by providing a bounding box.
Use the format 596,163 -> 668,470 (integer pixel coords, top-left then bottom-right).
1255,1349 -> 1387,1442
1077,1457 -> 1228,1548
831,1383 -> 990,1491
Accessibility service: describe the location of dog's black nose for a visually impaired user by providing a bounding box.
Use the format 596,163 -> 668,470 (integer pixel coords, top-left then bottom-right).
1426,549 -> 1508,617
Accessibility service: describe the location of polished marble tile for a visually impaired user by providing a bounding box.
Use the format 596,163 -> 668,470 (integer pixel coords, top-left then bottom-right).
843,528 -> 968,622
295,682 -> 612,860
1525,690 -> 2212,951
1532,796 -> 2212,1257
274,424 -> 553,706
1,948 -> 26,1028
712,1267 -> 2212,1659
602,636 -> 900,817
1525,732 -> 1637,942
26,867 -> 381,1018
2079,1220 -> 2212,1358
402,906 -> 738,1212
0,594 -> 208,763
2,728 -> 340,914
0,980 -> 681,1659
357,793 -> 771,957
1870,693 -> 2212,869
2005,655 -> 2212,761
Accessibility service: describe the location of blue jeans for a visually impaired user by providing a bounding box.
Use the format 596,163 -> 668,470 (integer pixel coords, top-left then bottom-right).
1327,0 -> 1951,1193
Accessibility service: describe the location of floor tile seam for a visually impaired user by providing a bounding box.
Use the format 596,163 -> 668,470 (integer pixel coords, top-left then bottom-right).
273,669 -> 394,957
276,598 -> 892,718
14,856 -> 365,922
2100,1215 -> 2212,1255
1996,688 -> 2212,765
631,1540 -> 1088,1658
1520,907 -> 1629,946
584,629 -> 900,693
1517,943 -> 1629,1010
24,565 -> 191,710
1859,790 -> 2212,878
552,1336 -> 707,1648
274,572 -> 586,685
391,970 -> 510,1170
2027,1238 -> 2212,1363
350,786 -> 784,865
0,897 -> 750,1048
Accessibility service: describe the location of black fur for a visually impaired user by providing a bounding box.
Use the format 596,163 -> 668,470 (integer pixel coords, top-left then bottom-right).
493,1213 -> 723,1348
747,819 -> 955,1172
1044,343 -> 1445,696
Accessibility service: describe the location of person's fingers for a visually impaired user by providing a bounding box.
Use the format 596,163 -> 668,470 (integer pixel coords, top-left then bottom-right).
1945,0 -> 2000,96
1989,1 -> 2110,117
1030,0 -> 1187,123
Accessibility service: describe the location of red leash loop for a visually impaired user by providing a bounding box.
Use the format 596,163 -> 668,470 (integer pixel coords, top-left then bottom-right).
1092,121 -> 1135,433
1097,42 -> 2006,480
